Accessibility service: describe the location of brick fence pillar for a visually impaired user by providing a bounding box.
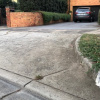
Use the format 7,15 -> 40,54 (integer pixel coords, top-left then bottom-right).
6,6 -> 11,27
0,8 -> 1,25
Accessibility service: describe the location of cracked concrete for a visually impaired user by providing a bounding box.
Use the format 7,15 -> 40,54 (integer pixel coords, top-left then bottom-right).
0,31 -> 81,78
0,78 -> 20,99
0,22 -> 100,100
0,77 -> 50,100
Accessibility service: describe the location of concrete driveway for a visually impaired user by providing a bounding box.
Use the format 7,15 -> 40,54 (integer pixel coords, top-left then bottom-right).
0,22 -> 99,31
0,22 -> 100,100
28,22 -> 99,30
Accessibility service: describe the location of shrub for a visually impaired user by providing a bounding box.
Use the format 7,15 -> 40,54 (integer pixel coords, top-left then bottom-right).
15,10 -> 23,12
98,9 -> 100,25
40,11 -> 71,24
19,0 -> 68,13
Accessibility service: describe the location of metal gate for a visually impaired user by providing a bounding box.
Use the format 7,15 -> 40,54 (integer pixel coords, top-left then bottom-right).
73,6 -> 100,21
0,8 -> 6,25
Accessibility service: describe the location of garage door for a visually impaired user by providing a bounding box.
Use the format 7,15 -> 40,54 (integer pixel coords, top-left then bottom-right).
73,6 -> 100,21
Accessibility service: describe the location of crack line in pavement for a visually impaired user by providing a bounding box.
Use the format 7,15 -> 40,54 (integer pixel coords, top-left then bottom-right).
24,79 -> 34,87
0,89 -> 21,100
42,67 -> 75,78
0,68 -> 33,80
35,81 -> 87,100
0,78 -> 34,100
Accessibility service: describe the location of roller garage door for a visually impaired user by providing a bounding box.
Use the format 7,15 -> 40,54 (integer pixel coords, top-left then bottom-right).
73,6 -> 100,21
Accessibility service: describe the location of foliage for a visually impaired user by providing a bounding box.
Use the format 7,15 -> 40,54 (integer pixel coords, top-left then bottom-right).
0,0 -> 12,7
35,75 -> 44,80
41,11 -> 70,24
19,0 -> 68,13
98,9 -> 100,25
15,10 -> 23,12
0,0 -> 18,18
79,34 -> 100,72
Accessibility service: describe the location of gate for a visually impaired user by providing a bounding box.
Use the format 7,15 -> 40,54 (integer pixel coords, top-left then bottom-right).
0,8 -> 6,25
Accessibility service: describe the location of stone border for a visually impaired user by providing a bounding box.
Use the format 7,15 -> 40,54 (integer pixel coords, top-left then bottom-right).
74,35 -> 97,81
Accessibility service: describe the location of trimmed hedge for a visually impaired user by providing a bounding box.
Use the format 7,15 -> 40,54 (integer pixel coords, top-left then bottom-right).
19,0 -> 68,13
40,11 -> 71,24
98,10 -> 100,25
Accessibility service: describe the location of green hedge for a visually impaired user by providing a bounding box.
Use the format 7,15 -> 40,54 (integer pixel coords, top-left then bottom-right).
98,10 -> 100,25
19,0 -> 68,13
40,11 -> 71,24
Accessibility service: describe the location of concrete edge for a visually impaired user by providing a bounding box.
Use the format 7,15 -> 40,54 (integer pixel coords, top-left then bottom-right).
74,35 -> 97,81
0,69 -> 83,100
25,81 -> 84,100
0,68 -> 32,87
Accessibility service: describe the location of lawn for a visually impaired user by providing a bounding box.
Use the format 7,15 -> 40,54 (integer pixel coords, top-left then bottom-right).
79,34 -> 100,72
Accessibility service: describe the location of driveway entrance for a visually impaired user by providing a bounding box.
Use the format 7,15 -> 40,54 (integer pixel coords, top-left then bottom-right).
2,22 -> 98,32
0,22 -> 100,100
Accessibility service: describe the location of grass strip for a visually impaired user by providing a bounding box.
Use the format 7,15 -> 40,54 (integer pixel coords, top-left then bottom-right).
79,34 -> 100,72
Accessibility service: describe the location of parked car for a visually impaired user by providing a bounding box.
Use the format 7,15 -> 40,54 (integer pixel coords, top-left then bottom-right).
74,7 -> 95,22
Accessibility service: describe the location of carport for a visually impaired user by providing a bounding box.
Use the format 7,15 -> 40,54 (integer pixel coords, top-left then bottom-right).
73,6 -> 100,21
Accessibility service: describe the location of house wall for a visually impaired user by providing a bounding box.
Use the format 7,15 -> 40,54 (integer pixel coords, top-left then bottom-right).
70,0 -> 100,20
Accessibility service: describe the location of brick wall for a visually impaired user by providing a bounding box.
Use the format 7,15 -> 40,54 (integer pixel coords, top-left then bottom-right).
6,7 -> 11,27
6,7 -> 43,27
70,0 -> 100,20
10,12 -> 43,27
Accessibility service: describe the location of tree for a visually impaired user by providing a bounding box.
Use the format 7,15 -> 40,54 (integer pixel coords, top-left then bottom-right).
0,0 -> 13,18
0,0 -> 12,8
19,0 -> 68,13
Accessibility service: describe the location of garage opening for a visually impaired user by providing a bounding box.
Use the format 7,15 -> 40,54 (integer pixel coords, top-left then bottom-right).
73,6 -> 100,21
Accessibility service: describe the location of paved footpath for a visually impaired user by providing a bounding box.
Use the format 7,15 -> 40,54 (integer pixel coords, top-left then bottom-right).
0,22 -> 100,100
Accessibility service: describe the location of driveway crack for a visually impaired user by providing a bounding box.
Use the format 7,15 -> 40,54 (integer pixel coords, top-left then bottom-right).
0,89 -> 21,100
